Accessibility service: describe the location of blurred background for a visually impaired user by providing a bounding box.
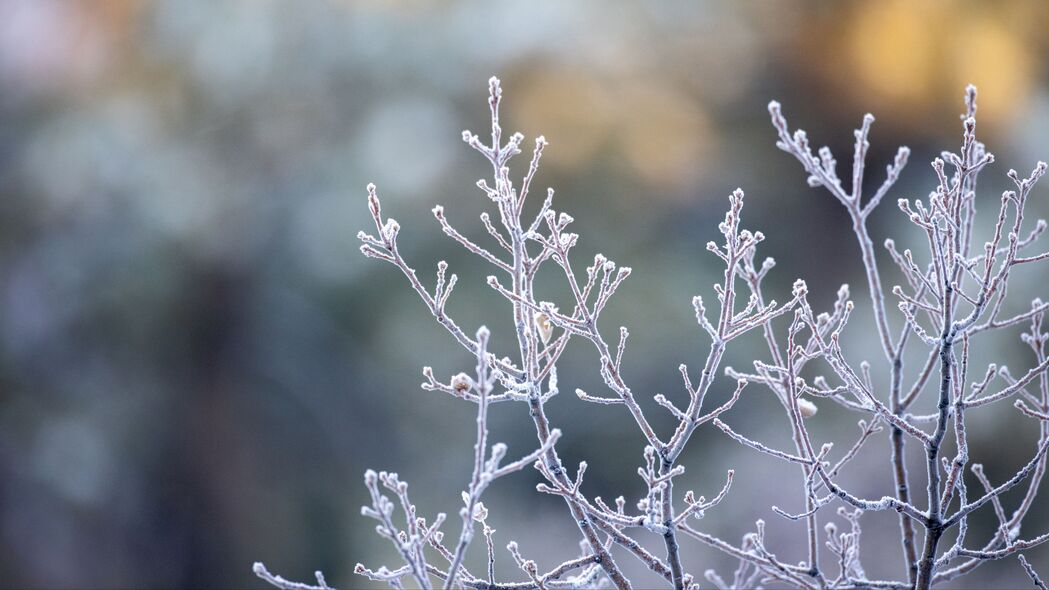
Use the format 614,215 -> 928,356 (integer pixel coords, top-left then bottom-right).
2,1 -> 1049,588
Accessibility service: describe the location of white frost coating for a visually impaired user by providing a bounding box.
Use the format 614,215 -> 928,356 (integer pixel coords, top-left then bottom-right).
257,80 -> 1049,590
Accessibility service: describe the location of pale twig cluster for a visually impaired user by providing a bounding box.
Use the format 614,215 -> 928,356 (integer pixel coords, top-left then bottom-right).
255,79 -> 1049,590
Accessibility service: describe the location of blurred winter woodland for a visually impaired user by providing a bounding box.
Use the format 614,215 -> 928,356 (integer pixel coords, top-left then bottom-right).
2,1 -> 1049,589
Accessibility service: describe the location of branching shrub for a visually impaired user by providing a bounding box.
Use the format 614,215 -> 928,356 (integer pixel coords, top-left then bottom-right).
255,78 -> 1049,590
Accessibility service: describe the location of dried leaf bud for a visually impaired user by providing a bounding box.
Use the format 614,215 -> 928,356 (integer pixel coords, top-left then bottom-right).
792,279 -> 808,297
450,373 -> 473,395
534,312 -> 554,344
797,398 -> 818,418
472,502 -> 489,522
